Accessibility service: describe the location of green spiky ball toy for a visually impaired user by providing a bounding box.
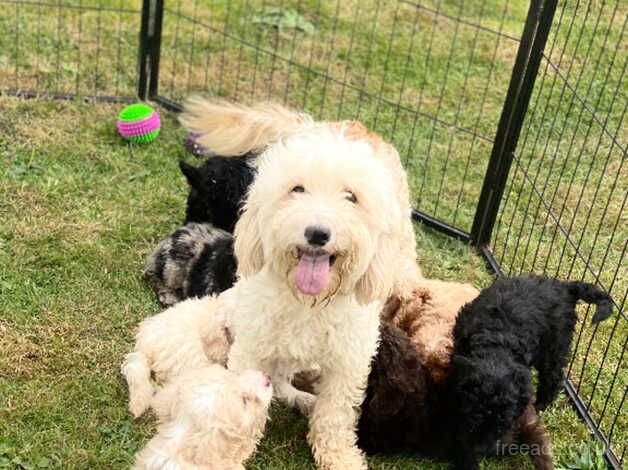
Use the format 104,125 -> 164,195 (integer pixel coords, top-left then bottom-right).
116,103 -> 161,143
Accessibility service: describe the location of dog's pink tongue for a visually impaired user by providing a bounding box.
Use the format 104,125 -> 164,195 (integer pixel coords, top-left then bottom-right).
294,253 -> 331,296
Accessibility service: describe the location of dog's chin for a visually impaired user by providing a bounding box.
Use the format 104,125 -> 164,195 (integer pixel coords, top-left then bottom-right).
276,247 -> 345,306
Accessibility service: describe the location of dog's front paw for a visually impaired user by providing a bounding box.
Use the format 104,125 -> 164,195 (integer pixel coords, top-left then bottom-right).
314,445 -> 367,470
129,397 -> 150,419
295,392 -> 317,417
128,385 -> 158,418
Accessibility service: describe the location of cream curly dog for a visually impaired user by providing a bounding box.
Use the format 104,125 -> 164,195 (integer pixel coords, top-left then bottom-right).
121,296 -> 231,418
181,100 -> 417,468
132,365 -> 273,470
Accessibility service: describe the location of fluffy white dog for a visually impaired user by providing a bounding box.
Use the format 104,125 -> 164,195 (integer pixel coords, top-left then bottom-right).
179,99 -> 423,468
181,96 -> 420,469
121,296 -> 231,418
133,365 -> 273,470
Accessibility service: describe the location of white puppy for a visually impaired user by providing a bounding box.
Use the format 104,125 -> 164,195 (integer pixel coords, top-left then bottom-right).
121,296 -> 230,418
133,365 -> 273,470
211,126 -> 409,470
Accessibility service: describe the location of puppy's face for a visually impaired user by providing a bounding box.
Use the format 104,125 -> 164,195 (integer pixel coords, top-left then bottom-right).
235,127 -> 401,305
180,157 -> 255,231
202,367 -> 273,435
452,355 -> 531,448
161,365 -> 272,465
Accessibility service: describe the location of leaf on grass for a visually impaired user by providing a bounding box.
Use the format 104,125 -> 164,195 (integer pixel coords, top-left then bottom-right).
556,441 -> 608,470
252,7 -> 315,35
36,458 -> 51,468
128,170 -> 151,182
0,443 -> 9,456
8,162 -> 46,178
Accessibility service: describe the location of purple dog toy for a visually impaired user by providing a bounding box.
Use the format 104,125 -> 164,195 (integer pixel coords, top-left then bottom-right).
186,132 -> 213,157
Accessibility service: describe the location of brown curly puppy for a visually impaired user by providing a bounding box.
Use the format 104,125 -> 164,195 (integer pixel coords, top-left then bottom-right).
382,278 -> 479,382
357,323 -> 553,470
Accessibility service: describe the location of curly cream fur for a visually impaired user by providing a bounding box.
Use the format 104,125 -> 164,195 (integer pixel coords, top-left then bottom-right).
121,296 -> 231,418
133,365 -> 272,470
179,97 -> 312,156
382,278 -> 479,383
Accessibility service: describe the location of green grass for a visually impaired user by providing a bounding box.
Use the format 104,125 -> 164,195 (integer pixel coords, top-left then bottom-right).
0,0 -> 625,468
557,440 -> 608,470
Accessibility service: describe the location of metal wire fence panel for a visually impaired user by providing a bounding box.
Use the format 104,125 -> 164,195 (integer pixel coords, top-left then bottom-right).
154,0 -> 527,233
0,0 -> 142,100
490,0 -> 627,465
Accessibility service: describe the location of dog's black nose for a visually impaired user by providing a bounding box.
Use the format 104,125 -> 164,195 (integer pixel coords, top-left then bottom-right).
304,226 -> 331,247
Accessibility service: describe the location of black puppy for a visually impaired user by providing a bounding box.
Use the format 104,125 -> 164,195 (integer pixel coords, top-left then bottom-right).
144,222 -> 236,306
179,154 -> 256,233
450,275 -> 613,470
357,323 -> 553,469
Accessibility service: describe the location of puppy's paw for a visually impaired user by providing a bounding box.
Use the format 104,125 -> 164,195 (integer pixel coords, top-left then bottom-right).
129,397 -> 150,419
315,445 -> 367,470
295,392 -> 317,417
128,384 -> 157,418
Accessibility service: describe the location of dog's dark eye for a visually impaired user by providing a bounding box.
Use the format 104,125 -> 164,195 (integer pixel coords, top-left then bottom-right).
292,185 -> 305,193
345,191 -> 357,204
242,396 -> 249,406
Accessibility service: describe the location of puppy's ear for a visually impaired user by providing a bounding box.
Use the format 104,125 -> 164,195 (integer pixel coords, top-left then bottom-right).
186,383 -> 223,428
179,161 -> 201,187
151,382 -> 186,422
368,386 -> 404,420
355,232 -> 397,305
234,197 -> 264,276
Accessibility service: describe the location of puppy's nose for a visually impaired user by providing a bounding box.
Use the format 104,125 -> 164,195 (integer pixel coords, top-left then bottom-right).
304,225 -> 330,247
263,373 -> 271,387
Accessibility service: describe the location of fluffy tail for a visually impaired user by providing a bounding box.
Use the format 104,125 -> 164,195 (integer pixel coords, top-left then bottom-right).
178,97 -> 312,156
121,351 -> 154,418
566,281 -> 614,324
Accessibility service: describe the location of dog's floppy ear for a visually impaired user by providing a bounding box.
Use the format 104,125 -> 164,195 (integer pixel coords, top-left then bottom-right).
234,197 -> 264,276
355,232 -> 397,305
367,385 -> 405,420
179,160 -> 201,187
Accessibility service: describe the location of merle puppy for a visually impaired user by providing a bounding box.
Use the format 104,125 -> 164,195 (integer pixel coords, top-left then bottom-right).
450,275 -> 613,470
179,154 -> 255,233
144,222 -> 236,306
357,323 -> 553,470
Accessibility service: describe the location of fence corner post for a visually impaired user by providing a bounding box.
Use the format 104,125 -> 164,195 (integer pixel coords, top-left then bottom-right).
470,0 -> 558,248
137,0 -> 164,101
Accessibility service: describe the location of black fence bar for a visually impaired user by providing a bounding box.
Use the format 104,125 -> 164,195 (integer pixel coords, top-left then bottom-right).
152,94 -> 182,112
137,0 -> 151,100
470,0 -> 559,247
411,209 -> 470,243
1,89 -> 134,104
148,0 -> 164,99
478,245 -> 505,278
138,0 -> 165,100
